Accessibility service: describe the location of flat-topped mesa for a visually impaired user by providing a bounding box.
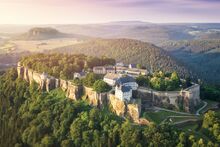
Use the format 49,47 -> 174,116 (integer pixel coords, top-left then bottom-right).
17,63 -> 142,122
17,64 -> 107,105
17,64 -> 83,100
16,62 -> 200,123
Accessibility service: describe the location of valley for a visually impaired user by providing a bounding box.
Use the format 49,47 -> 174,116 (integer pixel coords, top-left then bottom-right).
162,39 -> 220,84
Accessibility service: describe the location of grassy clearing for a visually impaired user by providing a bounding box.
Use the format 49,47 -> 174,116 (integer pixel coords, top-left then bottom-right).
143,110 -> 196,124
180,123 -> 199,131
168,116 -> 199,123
201,99 -> 219,113
11,39 -> 82,52
0,42 -> 16,54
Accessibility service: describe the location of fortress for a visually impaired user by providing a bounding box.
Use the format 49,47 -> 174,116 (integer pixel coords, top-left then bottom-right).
17,63 -> 200,123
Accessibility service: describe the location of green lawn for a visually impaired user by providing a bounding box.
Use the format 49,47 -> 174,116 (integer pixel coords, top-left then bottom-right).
201,99 -> 219,114
168,116 -> 199,123
142,110 -> 195,124
180,123 -> 199,131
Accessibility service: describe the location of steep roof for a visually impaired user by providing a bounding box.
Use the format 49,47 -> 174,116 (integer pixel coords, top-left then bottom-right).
116,75 -> 136,85
121,85 -> 132,92
104,73 -> 120,80
118,85 -> 132,92
75,71 -> 86,76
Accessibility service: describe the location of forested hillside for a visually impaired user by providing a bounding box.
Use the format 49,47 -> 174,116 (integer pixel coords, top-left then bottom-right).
0,69 -> 220,146
53,39 -> 191,78
162,40 -> 220,84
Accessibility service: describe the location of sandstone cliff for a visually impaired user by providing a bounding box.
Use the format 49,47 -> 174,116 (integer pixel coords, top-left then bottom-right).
17,64 -> 141,121
83,86 -> 108,108
17,65 -> 83,100
108,94 -> 142,122
109,94 -> 126,116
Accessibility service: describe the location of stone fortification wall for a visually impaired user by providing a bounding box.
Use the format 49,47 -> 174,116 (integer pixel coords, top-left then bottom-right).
137,85 -> 200,113
17,64 -> 140,121
18,65 -> 83,100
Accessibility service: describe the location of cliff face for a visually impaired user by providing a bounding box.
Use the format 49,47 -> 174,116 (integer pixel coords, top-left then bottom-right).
17,64 -> 142,122
136,85 -> 201,113
109,94 -> 126,116
17,65 -> 83,100
83,86 -> 108,108
109,94 -> 141,122
127,101 -> 141,122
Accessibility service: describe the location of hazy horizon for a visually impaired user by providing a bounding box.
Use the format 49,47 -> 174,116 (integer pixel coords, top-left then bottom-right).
1,21 -> 220,26
1,0 -> 220,24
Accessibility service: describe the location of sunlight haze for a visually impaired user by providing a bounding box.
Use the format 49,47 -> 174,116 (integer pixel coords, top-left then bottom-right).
0,0 -> 220,24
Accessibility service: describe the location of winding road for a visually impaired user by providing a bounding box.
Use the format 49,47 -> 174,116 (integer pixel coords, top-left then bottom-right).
157,101 -> 208,125
195,101 -> 208,115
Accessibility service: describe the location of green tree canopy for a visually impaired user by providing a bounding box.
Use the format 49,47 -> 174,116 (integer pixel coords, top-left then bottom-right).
93,80 -> 111,93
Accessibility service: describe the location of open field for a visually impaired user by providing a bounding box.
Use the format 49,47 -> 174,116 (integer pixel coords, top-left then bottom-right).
0,42 -> 16,54
10,38 -> 83,52
142,110 -> 198,124
201,99 -> 219,113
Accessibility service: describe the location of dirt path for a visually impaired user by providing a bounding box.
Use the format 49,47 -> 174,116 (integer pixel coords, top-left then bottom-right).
196,101 -> 207,115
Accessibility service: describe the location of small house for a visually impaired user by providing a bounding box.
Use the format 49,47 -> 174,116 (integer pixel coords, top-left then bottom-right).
74,71 -> 86,79
93,66 -> 116,74
129,64 -> 137,69
103,73 -> 120,86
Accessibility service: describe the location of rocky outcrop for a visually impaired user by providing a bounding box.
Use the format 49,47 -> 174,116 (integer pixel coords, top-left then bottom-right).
83,86 -> 108,108
17,64 -> 143,122
109,94 -> 126,116
127,100 -> 141,122
17,65 -> 83,100
17,64 -> 109,106
109,94 -> 141,121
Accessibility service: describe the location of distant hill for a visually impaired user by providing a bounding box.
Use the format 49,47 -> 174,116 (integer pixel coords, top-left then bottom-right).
1,22 -> 220,44
198,32 -> 220,40
55,22 -> 220,44
162,40 -> 220,84
52,38 -> 191,78
55,23 -> 191,44
103,21 -> 152,26
13,27 -> 88,40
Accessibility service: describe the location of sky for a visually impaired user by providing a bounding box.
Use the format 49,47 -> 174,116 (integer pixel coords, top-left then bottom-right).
0,0 -> 220,24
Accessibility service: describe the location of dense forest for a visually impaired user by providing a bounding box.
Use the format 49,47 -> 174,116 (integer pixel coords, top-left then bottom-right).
201,85 -> 220,102
162,39 -> 220,84
0,68 -> 220,147
52,39 -> 191,78
136,71 -> 191,91
20,53 -> 115,80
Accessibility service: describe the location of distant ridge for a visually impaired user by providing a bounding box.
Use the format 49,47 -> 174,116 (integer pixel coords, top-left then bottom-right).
162,39 -> 220,84
104,21 -> 152,25
13,27 -> 88,40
